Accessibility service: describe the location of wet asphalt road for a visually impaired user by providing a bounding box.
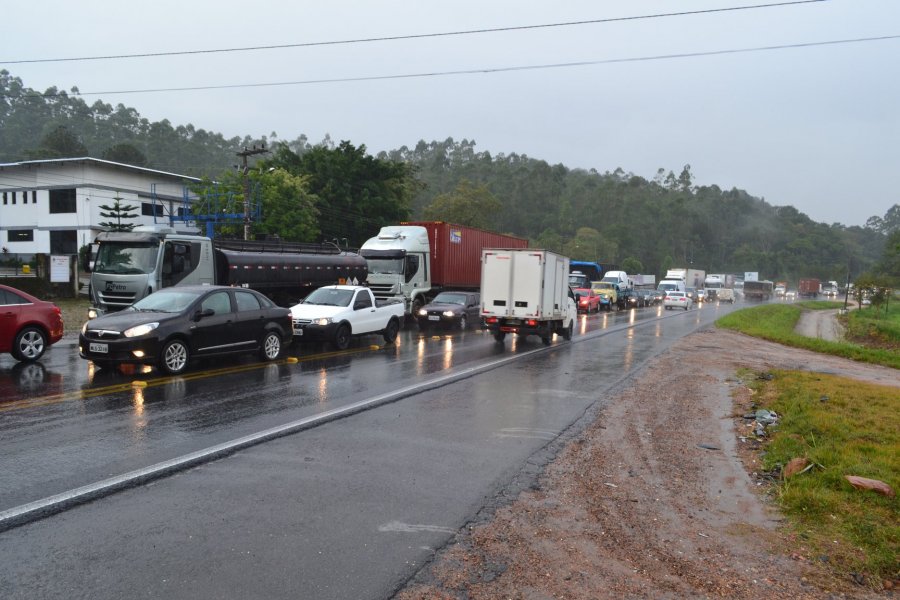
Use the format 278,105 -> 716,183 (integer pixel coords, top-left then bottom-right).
0,301 -> 737,599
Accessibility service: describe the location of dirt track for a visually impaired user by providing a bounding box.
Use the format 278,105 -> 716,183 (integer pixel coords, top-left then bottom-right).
397,328 -> 897,599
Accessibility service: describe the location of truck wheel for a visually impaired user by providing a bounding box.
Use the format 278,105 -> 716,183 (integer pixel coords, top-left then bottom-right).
382,319 -> 399,344
159,339 -> 190,375
561,321 -> 573,341
333,324 -> 351,351
493,331 -> 506,343
12,326 -> 47,362
260,332 -> 281,361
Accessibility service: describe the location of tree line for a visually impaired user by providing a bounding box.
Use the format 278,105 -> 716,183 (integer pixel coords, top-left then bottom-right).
1,70 -> 896,285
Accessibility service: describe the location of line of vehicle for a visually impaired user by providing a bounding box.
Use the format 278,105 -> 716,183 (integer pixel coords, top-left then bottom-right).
0,309 -> 687,532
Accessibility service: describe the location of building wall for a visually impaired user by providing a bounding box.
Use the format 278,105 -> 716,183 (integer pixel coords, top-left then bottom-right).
0,159 -> 199,255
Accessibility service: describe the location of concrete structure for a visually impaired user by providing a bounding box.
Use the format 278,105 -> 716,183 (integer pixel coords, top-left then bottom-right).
0,158 -> 201,256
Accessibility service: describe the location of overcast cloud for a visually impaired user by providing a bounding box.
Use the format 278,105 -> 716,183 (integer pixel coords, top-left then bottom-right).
4,0 -> 899,227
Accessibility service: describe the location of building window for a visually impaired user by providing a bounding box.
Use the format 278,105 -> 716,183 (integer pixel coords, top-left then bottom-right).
9,230 -> 34,242
2,192 -> 6,205
50,230 -> 78,254
32,190 -> 37,204
142,202 -> 164,217
11,192 -> 16,205
49,188 -> 77,213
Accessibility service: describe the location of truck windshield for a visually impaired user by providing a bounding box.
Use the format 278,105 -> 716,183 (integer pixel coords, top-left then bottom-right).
568,275 -> 589,288
366,258 -> 404,275
94,243 -> 159,275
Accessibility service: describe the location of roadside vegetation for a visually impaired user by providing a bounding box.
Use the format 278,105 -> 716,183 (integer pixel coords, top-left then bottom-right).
842,299 -> 900,351
796,300 -> 844,310
743,370 -> 898,587
716,304 -> 900,369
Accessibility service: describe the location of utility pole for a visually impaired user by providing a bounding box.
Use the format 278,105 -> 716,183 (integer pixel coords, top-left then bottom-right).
236,144 -> 268,240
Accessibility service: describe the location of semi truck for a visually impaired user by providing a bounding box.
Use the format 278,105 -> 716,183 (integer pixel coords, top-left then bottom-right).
703,273 -> 734,301
798,278 -> 821,298
480,249 -> 577,346
743,280 -> 774,301
359,221 -> 528,315
658,268 -> 705,295
85,225 -> 367,317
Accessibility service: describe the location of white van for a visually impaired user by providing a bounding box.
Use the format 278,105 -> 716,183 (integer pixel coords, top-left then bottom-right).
601,270 -> 632,290
658,279 -> 686,294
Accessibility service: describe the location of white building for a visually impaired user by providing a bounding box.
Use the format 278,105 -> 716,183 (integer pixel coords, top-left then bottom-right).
0,157 -> 202,255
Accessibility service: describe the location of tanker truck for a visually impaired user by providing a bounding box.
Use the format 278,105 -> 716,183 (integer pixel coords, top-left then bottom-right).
84,225 -> 367,318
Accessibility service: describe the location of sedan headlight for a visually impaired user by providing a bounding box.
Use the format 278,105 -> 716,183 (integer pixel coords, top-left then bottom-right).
417,309 -> 428,317
442,310 -> 456,318
123,322 -> 159,338
81,322 -> 88,335
315,317 -> 332,327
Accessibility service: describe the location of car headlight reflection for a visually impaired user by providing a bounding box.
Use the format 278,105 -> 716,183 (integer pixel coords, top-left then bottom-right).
123,322 -> 159,338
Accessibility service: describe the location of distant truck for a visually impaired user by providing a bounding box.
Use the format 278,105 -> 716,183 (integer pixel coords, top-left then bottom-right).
359,222 -> 528,315
289,285 -> 405,350
480,249 -> 577,346
85,225 -> 367,318
658,268 -> 705,295
601,270 -> 633,291
798,278 -> 821,298
743,280 -> 774,301
775,281 -> 787,297
703,273 -> 733,301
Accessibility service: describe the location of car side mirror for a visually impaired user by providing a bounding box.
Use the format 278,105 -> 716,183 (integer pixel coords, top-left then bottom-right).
195,308 -> 215,321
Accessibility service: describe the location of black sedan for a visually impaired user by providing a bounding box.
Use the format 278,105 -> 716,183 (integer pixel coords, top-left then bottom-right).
79,285 -> 292,375
416,291 -> 480,330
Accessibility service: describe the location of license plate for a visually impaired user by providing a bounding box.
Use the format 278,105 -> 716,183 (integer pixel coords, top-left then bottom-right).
293,328 -> 303,335
428,315 -> 440,321
90,342 -> 108,353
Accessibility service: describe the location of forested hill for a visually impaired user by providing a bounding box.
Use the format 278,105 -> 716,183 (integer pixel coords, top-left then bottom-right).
1,70 -> 893,280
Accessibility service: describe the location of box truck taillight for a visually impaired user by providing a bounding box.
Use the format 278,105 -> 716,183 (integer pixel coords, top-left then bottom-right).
525,319 -> 538,327
484,317 -> 498,324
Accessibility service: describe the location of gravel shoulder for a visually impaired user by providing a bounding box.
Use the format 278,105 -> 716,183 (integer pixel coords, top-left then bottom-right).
397,328 -> 897,599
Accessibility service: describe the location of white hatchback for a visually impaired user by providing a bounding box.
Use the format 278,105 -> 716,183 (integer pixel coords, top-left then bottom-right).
664,292 -> 693,310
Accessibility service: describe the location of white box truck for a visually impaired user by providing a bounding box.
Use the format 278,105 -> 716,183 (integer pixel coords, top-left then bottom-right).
480,249 -> 577,345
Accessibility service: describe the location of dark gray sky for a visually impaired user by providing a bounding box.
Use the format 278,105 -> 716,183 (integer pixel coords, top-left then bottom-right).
4,0 -> 899,226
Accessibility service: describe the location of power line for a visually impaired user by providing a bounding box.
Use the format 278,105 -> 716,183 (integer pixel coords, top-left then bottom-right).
13,34 -> 898,99
1,0 -> 828,65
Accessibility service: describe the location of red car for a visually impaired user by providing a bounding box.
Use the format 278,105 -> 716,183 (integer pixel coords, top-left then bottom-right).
0,284 -> 64,362
574,287 -> 602,313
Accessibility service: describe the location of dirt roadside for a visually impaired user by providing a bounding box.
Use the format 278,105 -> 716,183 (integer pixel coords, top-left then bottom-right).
397,328 -> 898,599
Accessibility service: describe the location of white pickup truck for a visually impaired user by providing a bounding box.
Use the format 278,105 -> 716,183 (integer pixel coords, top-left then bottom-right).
290,285 -> 405,350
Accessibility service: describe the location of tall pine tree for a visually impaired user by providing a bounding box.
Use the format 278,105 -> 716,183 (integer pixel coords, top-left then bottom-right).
98,193 -> 139,231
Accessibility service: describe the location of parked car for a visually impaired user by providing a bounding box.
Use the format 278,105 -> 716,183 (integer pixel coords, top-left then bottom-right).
79,285 -> 291,375
0,284 -> 64,362
416,291 -> 480,329
573,287 -> 602,313
664,292 -> 693,310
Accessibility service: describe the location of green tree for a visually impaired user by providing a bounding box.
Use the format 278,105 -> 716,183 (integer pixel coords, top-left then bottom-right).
266,141 -> 418,246
621,257 -> 644,274
253,168 -> 320,241
422,179 -> 502,229
101,143 -> 148,167
25,125 -> 88,159
97,193 -> 139,231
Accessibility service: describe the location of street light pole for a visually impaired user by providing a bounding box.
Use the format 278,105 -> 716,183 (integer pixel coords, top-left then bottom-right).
235,144 -> 268,240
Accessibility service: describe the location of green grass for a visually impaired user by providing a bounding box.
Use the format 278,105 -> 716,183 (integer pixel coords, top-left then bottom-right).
717,304 -> 900,369
844,300 -> 900,350
746,370 -> 899,584
796,300 -> 845,310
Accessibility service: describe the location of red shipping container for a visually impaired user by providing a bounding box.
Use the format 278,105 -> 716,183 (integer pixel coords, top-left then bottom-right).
400,221 -> 528,288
